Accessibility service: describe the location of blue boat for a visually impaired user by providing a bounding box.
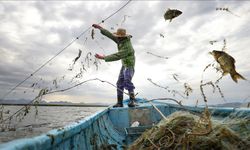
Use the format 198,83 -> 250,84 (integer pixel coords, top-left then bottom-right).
0,98 -> 249,150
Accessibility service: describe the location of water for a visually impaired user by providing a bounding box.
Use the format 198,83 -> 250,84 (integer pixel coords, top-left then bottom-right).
0,106 -> 105,143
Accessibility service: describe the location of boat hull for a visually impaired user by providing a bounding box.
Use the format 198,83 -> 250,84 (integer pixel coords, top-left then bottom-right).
0,99 -> 249,150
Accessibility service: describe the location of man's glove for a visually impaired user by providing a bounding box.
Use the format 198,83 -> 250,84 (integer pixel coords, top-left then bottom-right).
95,53 -> 105,59
92,24 -> 102,29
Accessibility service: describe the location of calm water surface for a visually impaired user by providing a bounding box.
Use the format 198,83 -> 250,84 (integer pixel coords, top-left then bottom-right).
0,106 -> 104,143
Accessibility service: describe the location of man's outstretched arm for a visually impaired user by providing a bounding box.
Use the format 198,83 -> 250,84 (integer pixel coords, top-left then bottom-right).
95,49 -> 130,62
92,24 -> 118,43
104,49 -> 131,62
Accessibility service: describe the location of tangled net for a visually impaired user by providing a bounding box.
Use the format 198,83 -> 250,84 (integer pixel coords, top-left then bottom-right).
128,111 -> 249,150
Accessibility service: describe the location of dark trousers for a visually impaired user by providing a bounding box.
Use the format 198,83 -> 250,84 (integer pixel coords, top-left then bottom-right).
116,66 -> 135,97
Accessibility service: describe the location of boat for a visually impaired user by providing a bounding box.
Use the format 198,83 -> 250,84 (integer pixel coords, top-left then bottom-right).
0,98 -> 249,150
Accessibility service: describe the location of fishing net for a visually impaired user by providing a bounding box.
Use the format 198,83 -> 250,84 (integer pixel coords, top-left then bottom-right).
128,111 -> 250,150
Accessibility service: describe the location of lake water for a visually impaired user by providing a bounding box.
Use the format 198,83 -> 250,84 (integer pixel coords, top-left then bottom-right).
0,106 -> 105,143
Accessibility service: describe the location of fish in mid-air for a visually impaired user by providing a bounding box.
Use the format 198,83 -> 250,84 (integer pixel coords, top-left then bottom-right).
209,50 -> 246,83
164,8 -> 182,22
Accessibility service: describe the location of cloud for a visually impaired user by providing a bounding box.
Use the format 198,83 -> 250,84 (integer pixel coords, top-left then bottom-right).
0,1 -> 250,105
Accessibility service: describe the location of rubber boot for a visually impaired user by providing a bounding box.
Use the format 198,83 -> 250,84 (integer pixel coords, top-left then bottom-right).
113,95 -> 123,107
128,93 -> 136,107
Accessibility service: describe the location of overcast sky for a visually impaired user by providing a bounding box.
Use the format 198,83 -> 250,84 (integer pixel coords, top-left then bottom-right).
0,1 -> 250,105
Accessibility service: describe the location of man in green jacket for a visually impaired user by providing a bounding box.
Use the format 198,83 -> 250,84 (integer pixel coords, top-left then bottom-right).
92,24 -> 136,107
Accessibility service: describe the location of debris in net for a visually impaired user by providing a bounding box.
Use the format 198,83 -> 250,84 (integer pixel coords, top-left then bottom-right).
159,33 -> 165,38
1,78 -> 132,125
214,65 -> 222,73
33,101 -> 39,116
221,39 -> 227,51
195,99 -> 199,107
216,7 -> 240,17
129,111 -> 249,150
81,62 -> 87,72
75,68 -> 84,78
30,83 -> 38,88
164,8 -> 182,22
199,80 -> 226,104
91,29 -> 95,40
93,57 -> 101,70
85,52 -> 92,68
71,68 -> 84,82
203,63 -> 212,72
172,73 -> 179,82
37,88 -> 48,98
4,110 -> 10,114
209,50 -> 246,83
52,79 -> 58,89
203,59 -> 222,76
48,87 -> 53,92
7,88 -> 49,123
215,75 -> 223,84
209,40 -> 218,45
83,37 -> 88,46
215,84 -> 226,102
200,81 -> 213,103
148,78 -> 186,98
121,15 -> 131,26
184,83 -> 193,97
171,90 -> 177,97
146,52 -> 168,60
147,78 -> 169,91
204,63 -> 221,74
58,75 -> 65,82
0,105 -> 4,121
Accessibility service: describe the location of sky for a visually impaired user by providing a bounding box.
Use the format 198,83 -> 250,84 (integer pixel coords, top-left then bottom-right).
0,0 -> 250,105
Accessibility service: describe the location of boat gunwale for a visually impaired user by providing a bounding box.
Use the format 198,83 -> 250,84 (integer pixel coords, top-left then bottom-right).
0,107 -> 110,150
0,99 -> 249,149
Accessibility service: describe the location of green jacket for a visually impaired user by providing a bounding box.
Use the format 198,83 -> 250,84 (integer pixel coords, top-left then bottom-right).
100,28 -> 135,68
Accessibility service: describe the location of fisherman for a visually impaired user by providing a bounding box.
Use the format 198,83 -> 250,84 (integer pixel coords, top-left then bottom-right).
92,24 -> 136,107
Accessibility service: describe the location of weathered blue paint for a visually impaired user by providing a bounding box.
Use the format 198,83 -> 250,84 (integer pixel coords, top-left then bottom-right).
0,98 -> 249,150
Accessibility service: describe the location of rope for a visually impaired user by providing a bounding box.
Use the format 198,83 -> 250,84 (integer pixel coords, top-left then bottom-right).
100,0 -> 132,23
0,0 -> 133,100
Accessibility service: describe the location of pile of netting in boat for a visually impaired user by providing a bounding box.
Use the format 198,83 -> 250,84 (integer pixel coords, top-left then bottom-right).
129,110 -> 250,150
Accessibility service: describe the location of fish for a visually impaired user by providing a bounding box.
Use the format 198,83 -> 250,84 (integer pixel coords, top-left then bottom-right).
160,33 -> 165,38
164,8 -> 182,22
121,15 -> 131,26
209,50 -> 246,83
172,74 -> 179,82
53,79 -> 58,89
91,29 -> 95,39
73,49 -> 82,64
209,40 -> 217,45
